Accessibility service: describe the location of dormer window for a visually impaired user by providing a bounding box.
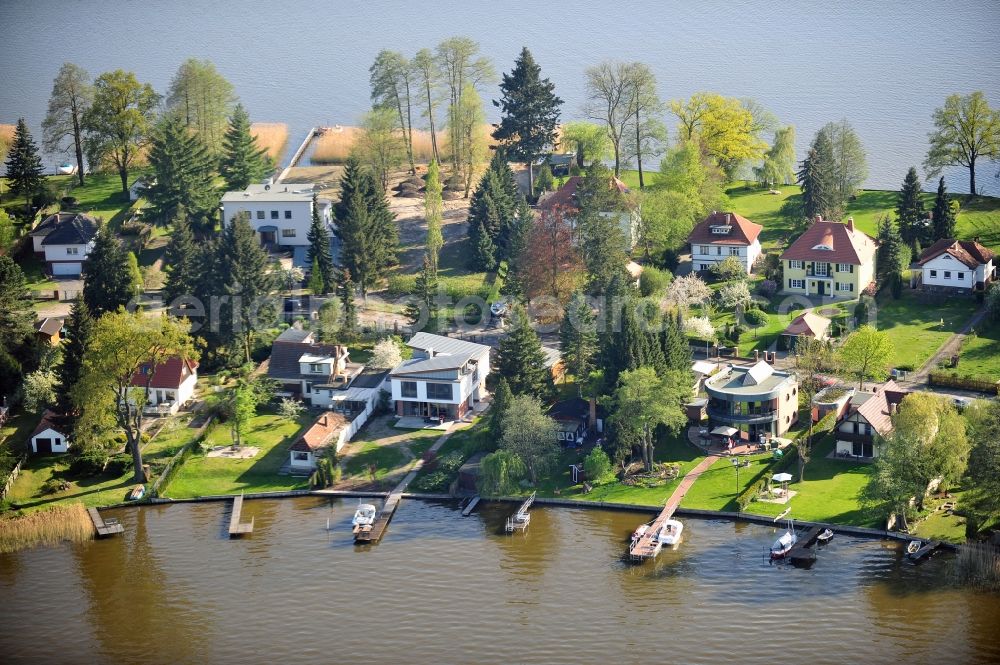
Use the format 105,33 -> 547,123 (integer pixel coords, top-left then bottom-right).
309,363 -> 327,374
710,225 -> 731,235
811,244 -> 833,251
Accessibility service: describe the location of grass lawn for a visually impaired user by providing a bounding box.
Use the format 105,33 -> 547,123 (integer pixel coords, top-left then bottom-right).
678,453 -> 775,511
958,327 -> 1000,380
5,456 -> 135,512
164,412 -> 311,498
339,420 -> 441,484
912,506 -> 967,543
19,254 -> 59,291
742,436 -> 877,527
872,290 -> 979,369
51,172 -> 143,232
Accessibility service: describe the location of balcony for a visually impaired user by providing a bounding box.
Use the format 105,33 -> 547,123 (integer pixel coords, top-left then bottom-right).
706,405 -> 778,424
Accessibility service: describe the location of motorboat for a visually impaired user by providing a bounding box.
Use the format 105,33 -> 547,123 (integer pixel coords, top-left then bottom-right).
126,484 -> 145,501
816,528 -> 834,544
770,521 -> 798,560
632,523 -> 649,542
57,162 -> 77,175
352,503 -> 377,528
657,519 -> 684,547
906,540 -> 922,555
490,299 -> 509,318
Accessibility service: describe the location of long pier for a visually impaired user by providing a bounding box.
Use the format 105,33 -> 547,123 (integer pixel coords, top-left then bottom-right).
88,507 -> 123,538
461,495 -> 481,517
354,491 -> 402,544
228,493 -> 254,537
786,525 -> 825,566
629,455 -> 719,561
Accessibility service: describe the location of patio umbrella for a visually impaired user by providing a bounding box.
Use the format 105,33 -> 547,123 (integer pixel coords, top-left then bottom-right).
771,472 -> 793,483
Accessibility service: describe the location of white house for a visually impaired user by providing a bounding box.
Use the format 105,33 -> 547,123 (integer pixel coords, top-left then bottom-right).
29,212 -> 98,276
917,238 -> 996,293
130,357 -> 198,416
29,411 -> 70,454
537,175 -> 641,251
390,333 -> 491,422
288,411 -> 349,471
220,183 -> 333,251
687,211 -> 763,274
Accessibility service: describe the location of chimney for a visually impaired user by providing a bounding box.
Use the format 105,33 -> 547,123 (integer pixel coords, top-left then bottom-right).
754,349 -> 760,361
426,347 -> 434,358
725,213 -> 731,224
889,402 -> 897,415
815,214 -> 822,223
847,217 -> 855,232
588,397 -> 596,428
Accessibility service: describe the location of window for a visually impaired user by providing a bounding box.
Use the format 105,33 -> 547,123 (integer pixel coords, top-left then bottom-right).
309,363 -> 326,374
698,245 -> 710,255
930,270 -> 937,278
256,210 -> 265,220
789,260 -> 803,270
837,263 -> 852,273
814,263 -> 829,276
281,229 -> 297,238
557,431 -> 565,441
293,451 -> 309,461
426,383 -> 453,400
284,210 -> 292,219
837,282 -> 853,292
956,272 -> 964,280
789,279 -> 805,289
66,247 -> 79,255
400,381 -> 417,398
729,247 -> 740,256
944,271 -> 951,279
270,210 -> 279,219
715,247 -> 722,255
710,225 -> 731,235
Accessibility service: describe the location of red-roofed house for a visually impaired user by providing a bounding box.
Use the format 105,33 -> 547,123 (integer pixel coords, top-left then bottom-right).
917,237 -> 996,292
289,411 -> 349,470
537,175 -> 640,250
29,410 -> 71,454
834,380 -> 910,459
688,211 -> 763,274
130,357 -> 199,415
780,216 -> 877,297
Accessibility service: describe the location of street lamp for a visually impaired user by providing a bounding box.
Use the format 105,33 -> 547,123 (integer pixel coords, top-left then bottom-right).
732,457 -> 741,509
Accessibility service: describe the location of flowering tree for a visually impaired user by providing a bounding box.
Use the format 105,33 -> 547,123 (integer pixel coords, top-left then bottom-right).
667,274 -> 711,311
370,337 -> 404,369
683,315 -> 716,340
717,280 -> 752,311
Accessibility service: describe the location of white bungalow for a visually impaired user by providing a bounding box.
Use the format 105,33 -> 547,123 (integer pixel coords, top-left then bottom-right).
917,238 -> 996,293
29,411 -> 70,454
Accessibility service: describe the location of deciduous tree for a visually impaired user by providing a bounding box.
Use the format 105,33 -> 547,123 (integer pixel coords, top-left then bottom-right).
670,92 -> 768,179
754,125 -> 796,188
42,62 -> 93,186
424,159 -> 443,271
356,107 -> 405,192
839,325 -> 894,389
610,366 -> 688,471
370,50 -> 415,174
559,120 -> 611,168
523,205 -> 582,304
623,62 -> 666,188
498,395 -> 559,485
411,48 -> 441,163
166,58 -> 236,155
925,91 -> 1000,196
436,37 -> 495,175
584,60 -> 633,177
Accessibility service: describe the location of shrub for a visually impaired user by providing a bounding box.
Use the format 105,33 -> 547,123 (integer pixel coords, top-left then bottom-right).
583,447 -> 613,484
639,266 -> 672,297
69,447 -> 110,476
854,300 -> 869,324
105,454 -> 134,476
711,255 -> 747,282
757,279 -> 777,297
660,248 -> 680,271
744,308 -> 769,329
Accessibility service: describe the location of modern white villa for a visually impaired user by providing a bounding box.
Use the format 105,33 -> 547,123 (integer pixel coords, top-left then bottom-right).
220,183 -> 333,249
687,211 -> 763,274
29,212 -> 98,276
703,361 -> 799,440
390,333 -> 491,422
917,237 -> 996,293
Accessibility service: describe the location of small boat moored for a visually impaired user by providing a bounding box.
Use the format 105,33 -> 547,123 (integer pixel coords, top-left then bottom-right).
816,528 -> 834,544
126,484 -> 145,501
631,523 -> 650,542
657,519 -> 684,547
770,520 -> 798,560
57,162 -> 78,175
352,503 -> 377,528
906,540 -> 922,555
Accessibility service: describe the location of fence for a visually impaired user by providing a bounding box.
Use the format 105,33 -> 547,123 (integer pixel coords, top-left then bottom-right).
1,454 -> 28,500
928,371 -> 1000,395
149,415 -> 214,498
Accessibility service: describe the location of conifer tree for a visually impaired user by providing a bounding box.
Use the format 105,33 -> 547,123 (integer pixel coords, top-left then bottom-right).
335,159 -> 397,298
146,113 -> 218,230
659,311 -> 691,371
220,211 -> 277,362
363,171 -> 399,272
0,255 -> 35,352
405,252 -> 440,331
797,129 -> 838,220
56,293 -> 93,411
306,193 -> 335,294
162,209 -> 200,308
491,47 -> 563,193
496,305 -> 552,399
4,118 -> 45,210
339,271 -> 358,337
896,167 -> 925,246
472,218 -> 498,271
220,103 -> 272,190
489,377 -> 513,439
931,177 -> 957,241
559,290 -> 597,393
82,231 -> 134,316
308,257 -> 325,295
876,215 -> 905,283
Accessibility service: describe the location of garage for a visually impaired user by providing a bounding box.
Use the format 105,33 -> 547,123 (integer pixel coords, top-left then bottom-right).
34,437 -> 52,453
51,262 -> 82,276
30,411 -> 71,455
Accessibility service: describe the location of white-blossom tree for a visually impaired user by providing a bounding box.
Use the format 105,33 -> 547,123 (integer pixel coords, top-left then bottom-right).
370,338 -> 404,369
717,280 -> 752,311
683,316 -> 716,340
667,274 -> 711,311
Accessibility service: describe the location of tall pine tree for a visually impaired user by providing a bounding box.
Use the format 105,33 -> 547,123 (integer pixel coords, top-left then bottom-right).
334,159 -> 396,298
4,118 -> 45,210
875,215 -> 905,283
659,311 -> 691,372
220,103 -> 272,190
306,193 -> 335,294
221,211 -> 277,362
146,113 -> 218,230
559,290 -> 597,394
162,209 -> 200,308
82,230 -> 134,316
896,167 -> 925,247
496,305 -> 552,399
491,47 -> 563,194
339,270 -> 358,336
0,255 -> 35,352
405,252 -> 440,331
797,129 -> 837,221
931,177 -> 957,241
56,293 -> 93,411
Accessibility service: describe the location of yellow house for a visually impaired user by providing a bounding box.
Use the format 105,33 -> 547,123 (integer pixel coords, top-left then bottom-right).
780,216 -> 877,297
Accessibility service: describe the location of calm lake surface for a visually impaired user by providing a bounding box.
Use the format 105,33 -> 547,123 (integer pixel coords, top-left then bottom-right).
0,499 -> 998,665
1,0 -> 999,194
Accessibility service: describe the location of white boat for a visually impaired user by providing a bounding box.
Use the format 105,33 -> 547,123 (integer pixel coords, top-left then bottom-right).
632,523 -> 649,541
57,162 -> 77,175
352,503 -> 377,527
770,520 -> 798,559
906,540 -> 922,555
816,528 -> 834,544
657,519 -> 684,547
490,299 -> 509,317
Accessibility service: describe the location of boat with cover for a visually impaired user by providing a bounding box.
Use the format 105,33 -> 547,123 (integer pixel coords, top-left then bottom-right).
770,520 -> 798,559
352,503 -> 377,527
57,162 -> 77,175
657,519 -> 684,547
816,528 -> 834,544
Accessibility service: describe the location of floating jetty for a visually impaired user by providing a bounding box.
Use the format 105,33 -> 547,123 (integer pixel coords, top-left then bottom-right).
505,492 -> 535,532
354,492 -> 402,544
461,495 -> 481,517
88,508 -> 123,538
228,493 -> 254,537
908,539 -> 944,563
785,525 -> 825,567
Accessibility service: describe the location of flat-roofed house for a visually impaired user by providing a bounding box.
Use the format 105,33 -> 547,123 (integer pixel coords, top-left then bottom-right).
390,333 -> 491,422
703,361 -> 799,440
220,184 -> 333,263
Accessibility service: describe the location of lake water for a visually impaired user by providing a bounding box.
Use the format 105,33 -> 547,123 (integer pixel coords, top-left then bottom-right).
1,0 -> 999,194
1,498 -> 998,664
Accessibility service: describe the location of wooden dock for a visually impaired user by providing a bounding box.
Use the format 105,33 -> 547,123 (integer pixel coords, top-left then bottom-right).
461,495 -> 481,517
786,525 -> 824,567
505,492 -> 535,532
908,540 -> 943,563
354,492 -> 401,544
629,456 -> 718,561
228,493 -> 254,537
88,508 -> 123,538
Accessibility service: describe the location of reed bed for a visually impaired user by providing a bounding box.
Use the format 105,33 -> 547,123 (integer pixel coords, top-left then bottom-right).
955,541 -> 1000,591
250,122 -> 289,162
0,123 -> 15,145
311,126 -> 455,165
0,502 -> 93,553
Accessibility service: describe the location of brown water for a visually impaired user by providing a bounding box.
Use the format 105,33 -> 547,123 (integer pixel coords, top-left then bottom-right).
1,498 -> 998,665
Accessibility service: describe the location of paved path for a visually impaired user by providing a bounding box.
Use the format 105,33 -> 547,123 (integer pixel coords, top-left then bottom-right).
910,306 -> 988,384
666,455 -> 720,512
